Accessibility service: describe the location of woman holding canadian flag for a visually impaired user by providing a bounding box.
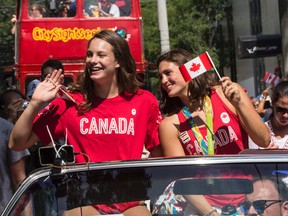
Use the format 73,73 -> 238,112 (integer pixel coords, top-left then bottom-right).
156,48 -> 271,215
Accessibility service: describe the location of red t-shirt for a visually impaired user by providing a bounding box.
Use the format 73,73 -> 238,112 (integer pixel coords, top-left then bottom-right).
33,89 -> 161,163
178,89 -> 248,155
33,89 -> 162,213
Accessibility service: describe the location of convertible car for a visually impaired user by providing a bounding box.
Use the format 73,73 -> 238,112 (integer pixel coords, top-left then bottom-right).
1,150 -> 288,216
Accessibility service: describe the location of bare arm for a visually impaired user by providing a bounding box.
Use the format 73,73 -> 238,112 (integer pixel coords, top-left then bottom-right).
159,114 -> 186,157
219,77 -> 270,147
257,88 -> 270,116
160,115 -> 219,215
9,70 -> 64,151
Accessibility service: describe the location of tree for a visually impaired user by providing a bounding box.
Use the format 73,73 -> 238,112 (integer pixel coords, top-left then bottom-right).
0,0 -> 17,66
141,0 -> 161,63
141,0 -> 227,66
141,0 -> 227,96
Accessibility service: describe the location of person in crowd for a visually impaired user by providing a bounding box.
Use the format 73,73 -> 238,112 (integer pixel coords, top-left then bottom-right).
0,89 -> 28,124
10,14 -> 17,35
156,48 -> 271,215
61,0 -> 76,17
116,0 -> 131,16
100,0 -> 120,17
98,0 -> 111,16
252,97 -> 260,110
24,59 -> 65,174
239,176 -> 288,216
30,4 -> 44,18
0,117 -> 29,214
249,80 -> 288,149
9,29 -> 162,215
26,79 -> 41,99
256,87 -> 272,121
24,59 -> 64,106
40,59 -> 65,81
10,4 -> 43,35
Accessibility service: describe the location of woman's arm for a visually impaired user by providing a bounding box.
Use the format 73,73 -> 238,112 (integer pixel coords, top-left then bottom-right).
160,115 -> 219,215
9,70 -> 64,151
219,77 -> 270,148
257,88 -> 270,116
159,115 -> 186,157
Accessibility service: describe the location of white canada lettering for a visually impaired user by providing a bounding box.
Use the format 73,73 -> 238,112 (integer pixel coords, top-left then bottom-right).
217,128 -> 230,146
214,126 -> 238,148
186,144 -> 194,154
183,126 -> 239,153
228,125 -> 238,141
80,117 -> 135,135
119,118 -> 127,134
89,117 -> 98,134
109,118 -> 118,133
99,118 -> 108,133
127,118 -> 135,135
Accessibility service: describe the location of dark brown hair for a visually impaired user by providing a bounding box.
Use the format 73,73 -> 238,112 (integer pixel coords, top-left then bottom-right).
271,80 -> 288,105
156,48 -> 213,115
69,29 -> 141,114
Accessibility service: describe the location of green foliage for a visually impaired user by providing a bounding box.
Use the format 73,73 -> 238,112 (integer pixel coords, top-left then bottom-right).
0,0 -> 17,66
141,0 -> 226,64
141,0 -> 227,94
141,0 -> 161,63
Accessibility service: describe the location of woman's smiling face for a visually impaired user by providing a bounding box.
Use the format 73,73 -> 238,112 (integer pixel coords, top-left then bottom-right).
158,60 -> 188,98
86,38 -> 120,82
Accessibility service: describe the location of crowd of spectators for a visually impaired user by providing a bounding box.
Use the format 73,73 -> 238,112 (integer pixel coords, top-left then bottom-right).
1,25 -> 288,214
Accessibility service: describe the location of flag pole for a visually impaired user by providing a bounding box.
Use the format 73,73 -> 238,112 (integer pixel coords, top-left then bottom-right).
47,78 -> 76,103
205,51 -> 221,80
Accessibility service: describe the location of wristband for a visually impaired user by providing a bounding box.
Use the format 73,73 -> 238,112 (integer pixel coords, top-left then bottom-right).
204,209 -> 217,216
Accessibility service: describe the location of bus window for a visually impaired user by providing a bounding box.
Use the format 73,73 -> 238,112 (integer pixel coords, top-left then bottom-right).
29,3 -> 44,18
84,0 -> 100,17
84,0 -> 131,18
29,0 -> 76,18
16,0 -> 144,94
116,0 -> 131,16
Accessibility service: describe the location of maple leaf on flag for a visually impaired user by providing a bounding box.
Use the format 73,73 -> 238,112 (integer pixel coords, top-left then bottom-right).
190,63 -> 201,72
179,51 -> 214,82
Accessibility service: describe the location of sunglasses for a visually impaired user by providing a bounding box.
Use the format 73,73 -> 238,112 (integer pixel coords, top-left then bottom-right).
274,106 -> 288,114
238,200 -> 283,214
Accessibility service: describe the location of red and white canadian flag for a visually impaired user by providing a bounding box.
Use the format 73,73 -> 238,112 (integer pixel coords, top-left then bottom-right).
179,51 -> 214,82
262,71 -> 279,85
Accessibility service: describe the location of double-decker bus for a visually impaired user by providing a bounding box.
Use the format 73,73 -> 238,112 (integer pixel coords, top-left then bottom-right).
14,0 -> 145,95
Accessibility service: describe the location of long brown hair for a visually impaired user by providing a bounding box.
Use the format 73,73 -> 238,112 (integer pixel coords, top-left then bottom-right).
157,48 -> 213,115
69,29 -> 141,114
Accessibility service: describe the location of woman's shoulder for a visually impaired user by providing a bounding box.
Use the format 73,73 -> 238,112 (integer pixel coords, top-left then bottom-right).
159,114 -> 180,136
161,113 -> 179,126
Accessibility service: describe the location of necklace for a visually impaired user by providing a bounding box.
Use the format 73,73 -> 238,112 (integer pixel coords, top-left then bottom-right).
267,120 -> 288,149
182,95 -> 214,155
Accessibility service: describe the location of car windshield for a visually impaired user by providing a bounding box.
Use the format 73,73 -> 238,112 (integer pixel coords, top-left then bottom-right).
3,156 -> 288,216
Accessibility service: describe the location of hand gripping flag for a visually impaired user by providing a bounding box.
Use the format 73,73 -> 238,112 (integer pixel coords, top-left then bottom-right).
262,71 -> 279,86
179,52 -> 215,82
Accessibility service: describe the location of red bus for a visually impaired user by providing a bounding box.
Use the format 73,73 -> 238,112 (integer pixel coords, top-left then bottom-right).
15,0 -> 145,95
